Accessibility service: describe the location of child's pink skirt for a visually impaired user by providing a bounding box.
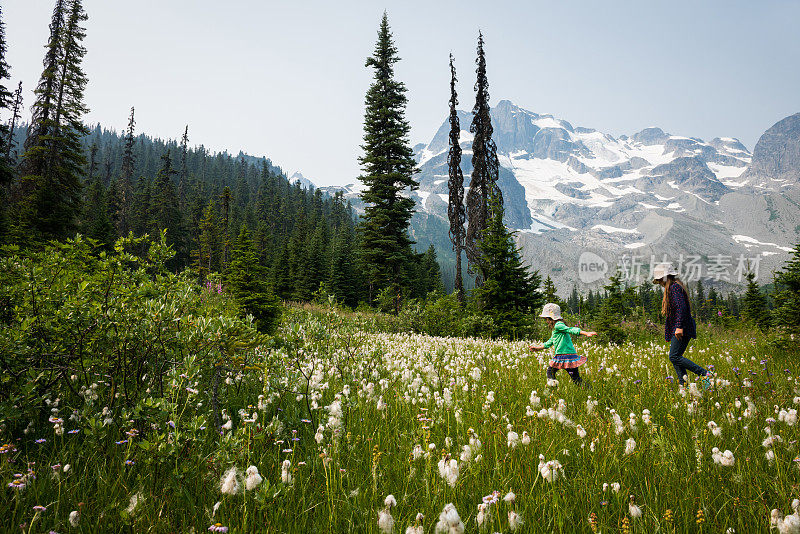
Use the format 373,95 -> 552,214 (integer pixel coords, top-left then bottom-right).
549,353 -> 587,369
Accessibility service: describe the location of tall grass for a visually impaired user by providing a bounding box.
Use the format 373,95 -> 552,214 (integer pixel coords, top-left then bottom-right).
1,305 -> 798,533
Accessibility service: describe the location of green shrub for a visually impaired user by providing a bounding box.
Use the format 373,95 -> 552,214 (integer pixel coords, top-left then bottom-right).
0,232 -> 266,432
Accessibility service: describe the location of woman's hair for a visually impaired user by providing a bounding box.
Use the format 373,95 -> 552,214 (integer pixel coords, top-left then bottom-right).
661,275 -> 690,317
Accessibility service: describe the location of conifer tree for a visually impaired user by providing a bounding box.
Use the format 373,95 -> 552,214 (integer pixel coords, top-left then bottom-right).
695,279 -> 707,322
221,186 -> 231,268
16,0 -> 89,241
270,239 -> 293,299
447,53 -> 466,304
773,242 -> 800,334
0,7 -> 14,239
179,125 -> 189,203
567,285 -> 580,314
741,269 -> 768,329
357,12 -> 418,309
328,226 -> 359,307
194,202 -> 220,281
225,225 -> 282,334
82,174 -> 115,247
473,194 -> 541,337
465,32 -> 500,280
116,106 -> 136,235
416,244 -> 444,297
150,150 -> 181,252
596,270 -> 627,344
5,81 -> 22,159
19,0 -> 66,172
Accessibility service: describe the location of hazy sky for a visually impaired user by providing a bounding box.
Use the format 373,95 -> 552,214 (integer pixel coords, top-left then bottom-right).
4,1 -> 799,186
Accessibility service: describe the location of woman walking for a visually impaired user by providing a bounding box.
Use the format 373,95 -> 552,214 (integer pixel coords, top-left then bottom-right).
652,263 -> 711,387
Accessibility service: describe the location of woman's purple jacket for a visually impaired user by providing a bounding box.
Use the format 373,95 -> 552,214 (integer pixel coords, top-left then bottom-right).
665,283 -> 697,342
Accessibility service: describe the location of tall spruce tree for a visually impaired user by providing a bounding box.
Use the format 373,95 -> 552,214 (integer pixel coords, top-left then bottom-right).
116,106 -> 136,235
773,242 -> 800,335
357,12 -> 418,309
225,225 -> 282,334
465,32 -> 500,281
596,270 -> 627,344
543,275 -> 563,307
0,6 -> 14,239
5,82 -> 22,160
179,125 -> 189,203
474,193 -> 541,338
149,150 -> 181,252
447,53 -> 467,304
741,269 -> 768,329
19,0 -> 66,172
16,0 -> 89,241
695,279 -> 707,322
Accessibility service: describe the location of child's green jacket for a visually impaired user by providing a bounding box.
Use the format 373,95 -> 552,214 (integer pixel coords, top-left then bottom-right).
542,321 -> 582,354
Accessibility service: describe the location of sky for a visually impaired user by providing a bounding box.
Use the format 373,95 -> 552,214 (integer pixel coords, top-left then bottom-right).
4,1 -> 800,187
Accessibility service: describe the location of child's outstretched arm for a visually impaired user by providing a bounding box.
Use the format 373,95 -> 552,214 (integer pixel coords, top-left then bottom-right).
580,330 -> 598,337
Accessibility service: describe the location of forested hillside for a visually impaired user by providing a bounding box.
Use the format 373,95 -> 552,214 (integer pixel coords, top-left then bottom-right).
5,122 -> 441,307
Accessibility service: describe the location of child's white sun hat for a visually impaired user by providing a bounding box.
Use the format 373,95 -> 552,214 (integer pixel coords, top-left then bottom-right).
539,303 -> 563,320
651,263 -> 679,283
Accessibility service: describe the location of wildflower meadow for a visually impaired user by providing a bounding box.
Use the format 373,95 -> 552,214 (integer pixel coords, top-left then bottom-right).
1,239 -> 798,533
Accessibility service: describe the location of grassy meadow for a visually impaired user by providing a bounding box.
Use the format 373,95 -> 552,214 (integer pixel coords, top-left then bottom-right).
2,301 -> 799,533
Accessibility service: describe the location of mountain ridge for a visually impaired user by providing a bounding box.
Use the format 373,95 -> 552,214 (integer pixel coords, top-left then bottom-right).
322,100 -> 799,292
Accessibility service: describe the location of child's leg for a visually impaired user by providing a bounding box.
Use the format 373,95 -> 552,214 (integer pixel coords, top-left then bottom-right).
546,367 -> 558,380
566,368 -> 582,384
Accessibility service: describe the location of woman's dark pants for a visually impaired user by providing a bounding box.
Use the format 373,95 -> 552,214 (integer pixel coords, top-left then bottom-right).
669,336 -> 706,385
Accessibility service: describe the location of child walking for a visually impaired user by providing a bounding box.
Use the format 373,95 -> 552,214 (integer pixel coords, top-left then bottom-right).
530,303 -> 596,384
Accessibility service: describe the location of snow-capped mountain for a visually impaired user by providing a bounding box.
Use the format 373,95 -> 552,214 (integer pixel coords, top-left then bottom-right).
325,102 -> 800,290
288,171 -> 316,189
409,101 -> 800,289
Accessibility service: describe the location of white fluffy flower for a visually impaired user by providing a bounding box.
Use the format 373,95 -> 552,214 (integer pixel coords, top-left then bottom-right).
378,509 -> 395,534
707,421 -> 722,437
521,431 -> 531,446
220,467 -> 239,495
436,458 -> 459,488
434,503 -> 464,534
508,510 -> 524,531
642,409 -> 651,425
539,458 -> 564,482
69,510 -> 80,527
281,460 -> 293,485
624,438 -> 636,456
629,501 -> 642,519
503,491 -> 516,503
459,445 -> 472,464
720,450 -> 735,466
245,465 -> 263,490
384,494 -> 397,508
576,425 -> 587,439
125,491 -> 143,515
779,408 -> 798,426
507,431 -> 519,449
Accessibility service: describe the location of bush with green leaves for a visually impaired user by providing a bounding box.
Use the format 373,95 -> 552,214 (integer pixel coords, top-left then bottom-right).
0,232 -> 267,432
